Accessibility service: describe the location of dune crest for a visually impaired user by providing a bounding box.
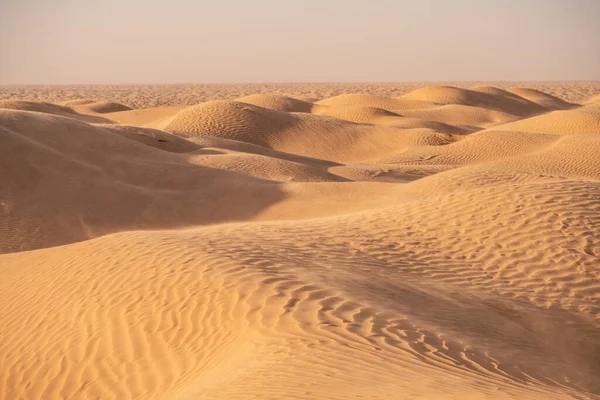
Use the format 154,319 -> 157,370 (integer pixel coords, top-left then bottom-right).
401,85 -> 549,117
507,87 -> 578,110
236,93 -> 320,113
74,100 -> 132,113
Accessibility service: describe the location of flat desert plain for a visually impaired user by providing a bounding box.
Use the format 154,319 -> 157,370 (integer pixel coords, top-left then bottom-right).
1,82 -> 600,399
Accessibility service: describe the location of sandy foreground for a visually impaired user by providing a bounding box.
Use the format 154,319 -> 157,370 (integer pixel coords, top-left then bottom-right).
1,82 -> 599,399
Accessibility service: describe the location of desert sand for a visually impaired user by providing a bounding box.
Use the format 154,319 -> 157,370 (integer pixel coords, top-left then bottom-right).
1,82 -> 600,399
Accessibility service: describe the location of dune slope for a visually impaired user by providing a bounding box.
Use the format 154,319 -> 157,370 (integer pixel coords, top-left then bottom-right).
402,85 -> 549,117
1,84 -> 599,400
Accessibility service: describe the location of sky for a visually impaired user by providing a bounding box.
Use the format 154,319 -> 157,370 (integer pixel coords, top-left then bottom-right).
0,0 -> 599,84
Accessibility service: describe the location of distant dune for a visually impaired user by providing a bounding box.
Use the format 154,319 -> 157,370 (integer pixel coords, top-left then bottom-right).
1,83 -> 599,400
236,93 -> 319,113
2,81 -> 598,108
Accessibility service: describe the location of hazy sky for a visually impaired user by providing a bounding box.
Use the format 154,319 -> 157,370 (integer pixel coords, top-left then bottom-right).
1,0 -> 599,84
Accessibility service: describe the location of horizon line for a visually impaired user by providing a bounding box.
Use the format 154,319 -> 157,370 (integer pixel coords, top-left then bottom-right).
2,79 -> 600,87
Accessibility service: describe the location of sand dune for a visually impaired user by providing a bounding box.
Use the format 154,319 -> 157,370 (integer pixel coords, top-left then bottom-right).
162,100 -> 453,162
0,99 -> 111,123
99,124 -> 202,153
376,130 -> 560,166
314,104 -> 403,123
3,82 -> 597,108
490,103 -> 600,135
402,85 -> 548,117
73,100 -> 132,114
102,105 -> 186,127
163,100 -> 300,144
315,93 -> 435,111
236,93 -> 320,113
471,85 -> 530,99
0,109 -> 280,252
0,99 -> 79,115
60,98 -> 97,106
1,83 -> 599,400
400,104 -> 520,128
313,104 -> 469,133
507,88 -> 578,110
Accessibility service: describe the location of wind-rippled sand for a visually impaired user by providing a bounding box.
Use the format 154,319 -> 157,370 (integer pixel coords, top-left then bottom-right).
1,83 -> 599,399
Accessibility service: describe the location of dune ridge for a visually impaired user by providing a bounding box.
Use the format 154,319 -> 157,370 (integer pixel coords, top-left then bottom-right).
401,85 -> 549,117
2,81 -> 598,108
1,83 -> 599,400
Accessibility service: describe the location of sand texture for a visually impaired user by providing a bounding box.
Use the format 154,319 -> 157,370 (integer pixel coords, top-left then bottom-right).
1,82 -> 599,399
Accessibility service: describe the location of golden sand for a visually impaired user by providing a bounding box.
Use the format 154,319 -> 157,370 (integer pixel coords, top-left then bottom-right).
1,82 -> 599,399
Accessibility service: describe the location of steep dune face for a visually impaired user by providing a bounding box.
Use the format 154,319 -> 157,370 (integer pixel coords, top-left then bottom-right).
1,84 -> 599,400
0,110 -> 285,252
